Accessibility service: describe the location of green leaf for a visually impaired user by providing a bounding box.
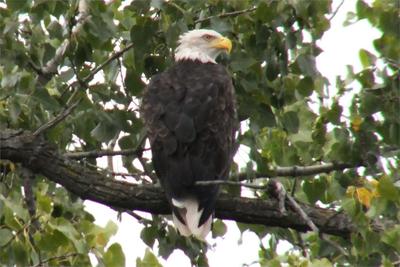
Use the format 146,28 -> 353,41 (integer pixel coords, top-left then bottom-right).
359,49 -> 376,68
325,101 -> 342,125
296,54 -> 318,78
236,222 -> 267,238
0,193 -> 29,222
0,228 -> 13,246
49,218 -> 87,253
103,220 -> 118,240
356,0 -> 373,20
140,226 -> 158,247
230,52 -> 257,72
91,121 -> 118,143
297,76 -> 314,97
250,104 -> 277,129
104,243 -> 126,267
47,20 -> 63,39
5,0 -> 29,10
263,259 -> 282,267
359,92 -> 381,116
282,111 -> 299,133
303,178 -> 328,204
130,17 -> 157,57
136,248 -> 163,267
210,17 -> 232,33
255,2 -> 274,23
37,193 -> 52,213
212,219 -> 227,238
125,69 -> 146,96
382,226 -> 400,251
12,241 -> 29,266
36,230 -> 69,251
378,176 -> 400,202
310,258 -> 333,267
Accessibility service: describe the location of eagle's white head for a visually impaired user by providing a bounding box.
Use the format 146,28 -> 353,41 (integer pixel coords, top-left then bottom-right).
175,29 -> 232,64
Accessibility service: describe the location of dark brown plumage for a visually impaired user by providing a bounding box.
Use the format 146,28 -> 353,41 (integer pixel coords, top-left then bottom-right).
141,29 -> 237,239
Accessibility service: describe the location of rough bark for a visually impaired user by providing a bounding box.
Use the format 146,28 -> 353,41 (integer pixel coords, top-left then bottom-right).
0,129 -> 358,237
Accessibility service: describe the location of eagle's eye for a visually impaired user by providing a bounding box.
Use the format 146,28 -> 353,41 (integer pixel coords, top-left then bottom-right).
202,34 -> 215,41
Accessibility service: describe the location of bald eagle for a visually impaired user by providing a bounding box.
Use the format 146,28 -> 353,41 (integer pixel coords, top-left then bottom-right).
141,29 -> 237,239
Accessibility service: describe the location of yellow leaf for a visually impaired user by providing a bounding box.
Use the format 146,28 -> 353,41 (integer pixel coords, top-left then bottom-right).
346,186 -> 356,197
96,233 -> 107,246
347,182 -> 380,208
368,178 -> 379,187
9,162 -> 16,172
356,187 -> 374,208
351,116 -> 363,132
367,178 -> 380,197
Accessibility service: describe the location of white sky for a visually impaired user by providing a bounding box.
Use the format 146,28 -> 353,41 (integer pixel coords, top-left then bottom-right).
85,1 -> 381,266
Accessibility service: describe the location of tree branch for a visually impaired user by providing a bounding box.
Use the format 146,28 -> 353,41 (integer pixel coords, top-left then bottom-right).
21,168 -> 40,231
328,0 -> 345,22
32,99 -> 81,137
66,149 -> 357,179
0,129 -> 375,238
238,162 -> 360,181
195,7 -> 257,24
33,252 -> 79,267
83,42 -> 134,83
41,0 -> 90,77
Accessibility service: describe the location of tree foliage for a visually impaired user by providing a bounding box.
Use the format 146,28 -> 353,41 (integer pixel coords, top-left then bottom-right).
0,0 -> 399,266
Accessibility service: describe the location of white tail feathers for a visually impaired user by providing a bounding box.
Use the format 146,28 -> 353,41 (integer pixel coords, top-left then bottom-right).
171,198 -> 212,240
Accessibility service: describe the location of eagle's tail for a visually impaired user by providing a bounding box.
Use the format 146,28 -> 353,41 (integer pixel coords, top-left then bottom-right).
171,198 -> 212,240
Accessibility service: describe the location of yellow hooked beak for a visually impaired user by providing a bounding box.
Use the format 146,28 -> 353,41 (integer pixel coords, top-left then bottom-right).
211,36 -> 232,54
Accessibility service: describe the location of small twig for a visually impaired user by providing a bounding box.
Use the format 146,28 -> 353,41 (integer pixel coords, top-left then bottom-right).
328,0 -> 345,21
42,39 -> 70,74
125,210 -> 151,224
295,232 -> 309,257
196,180 -> 268,190
320,234 -> 348,256
165,2 -> 186,15
195,7 -> 257,24
286,194 -> 319,234
1,215 -> 40,249
137,156 -> 157,183
32,252 -> 79,267
21,168 -> 40,231
291,177 -> 298,197
108,171 -> 148,181
392,259 -> 400,266
107,133 -> 120,172
33,99 -> 82,136
65,147 -> 149,159
111,206 -> 151,224
83,42 -> 134,83
267,180 -> 287,214
117,57 -> 128,92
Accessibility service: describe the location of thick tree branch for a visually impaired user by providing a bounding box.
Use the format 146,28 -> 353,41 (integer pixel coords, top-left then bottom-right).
0,129 -> 370,238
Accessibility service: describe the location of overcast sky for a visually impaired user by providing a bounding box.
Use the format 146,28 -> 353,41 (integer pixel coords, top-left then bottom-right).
85,1 -> 381,266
